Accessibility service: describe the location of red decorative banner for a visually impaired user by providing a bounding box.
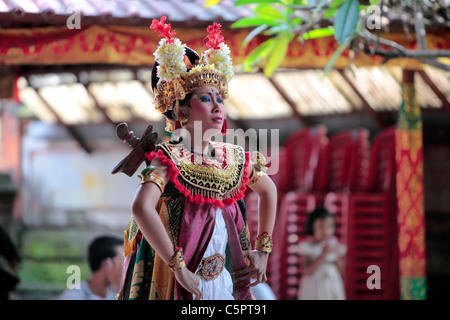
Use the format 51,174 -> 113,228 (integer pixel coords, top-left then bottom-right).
0,25 -> 448,68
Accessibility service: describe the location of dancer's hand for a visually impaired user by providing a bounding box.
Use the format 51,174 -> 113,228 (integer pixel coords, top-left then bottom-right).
233,250 -> 269,287
174,267 -> 202,300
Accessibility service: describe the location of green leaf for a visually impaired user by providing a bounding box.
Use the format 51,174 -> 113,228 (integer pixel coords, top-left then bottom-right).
235,0 -> 280,5
330,0 -> 345,8
264,24 -> 290,35
322,38 -> 351,77
292,16 -> 303,25
302,27 -> 335,40
323,7 -> 337,19
254,4 -> 285,19
231,17 -> 279,28
243,24 -> 269,48
264,33 -> 292,78
334,0 -> 359,45
323,0 -> 344,18
244,38 -> 275,72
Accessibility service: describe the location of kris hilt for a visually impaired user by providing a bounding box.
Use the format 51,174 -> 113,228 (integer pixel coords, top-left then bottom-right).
111,122 -> 158,177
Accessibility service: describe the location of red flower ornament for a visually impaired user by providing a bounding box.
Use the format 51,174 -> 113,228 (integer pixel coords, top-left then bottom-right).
206,22 -> 224,50
150,15 -> 176,44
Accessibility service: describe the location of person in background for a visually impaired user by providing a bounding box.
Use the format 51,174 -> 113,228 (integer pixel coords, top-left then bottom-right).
58,235 -> 123,300
297,206 -> 346,300
0,225 -> 20,300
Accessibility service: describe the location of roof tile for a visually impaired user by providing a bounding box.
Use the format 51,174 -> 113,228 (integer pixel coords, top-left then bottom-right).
0,0 -> 250,25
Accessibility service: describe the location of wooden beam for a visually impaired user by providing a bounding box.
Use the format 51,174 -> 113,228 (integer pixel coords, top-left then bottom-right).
80,82 -> 118,127
266,75 -> 309,126
417,69 -> 450,114
337,69 -> 386,128
326,70 -> 363,114
73,71 -> 118,127
27,85 -> 93,154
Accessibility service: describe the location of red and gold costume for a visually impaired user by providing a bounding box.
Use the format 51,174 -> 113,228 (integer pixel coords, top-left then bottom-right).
118,141 -> 256,300
117,17 -> 266,300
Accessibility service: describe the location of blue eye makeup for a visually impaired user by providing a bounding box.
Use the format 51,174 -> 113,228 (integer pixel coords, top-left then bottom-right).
196,92 -> 224,104
199,95 -> 211,102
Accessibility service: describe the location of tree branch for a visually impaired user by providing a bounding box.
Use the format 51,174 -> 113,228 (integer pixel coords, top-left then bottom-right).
360,42 -> 450,59
285,4 -> 331,11
360,42 -> 450,71
358,29 -> 450,59
418,59 -> 450,72
414,1 -> 427,50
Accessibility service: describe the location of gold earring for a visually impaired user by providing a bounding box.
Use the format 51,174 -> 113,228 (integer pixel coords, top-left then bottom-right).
178,113 -> 189,125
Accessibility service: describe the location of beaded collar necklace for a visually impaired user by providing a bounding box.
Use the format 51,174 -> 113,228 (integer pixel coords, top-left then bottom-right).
169,137 -> 216,158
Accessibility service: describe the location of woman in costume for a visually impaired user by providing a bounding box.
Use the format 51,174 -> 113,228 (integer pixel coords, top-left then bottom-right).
117,17 -> 277,300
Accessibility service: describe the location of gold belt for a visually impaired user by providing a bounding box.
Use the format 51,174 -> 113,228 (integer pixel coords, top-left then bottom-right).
196,253 -> 225,281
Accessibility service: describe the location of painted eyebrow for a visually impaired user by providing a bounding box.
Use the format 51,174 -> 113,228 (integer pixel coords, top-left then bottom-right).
197,91 -> 221,96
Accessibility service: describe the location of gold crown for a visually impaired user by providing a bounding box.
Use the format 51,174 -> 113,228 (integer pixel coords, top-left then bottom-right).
150,17 -> 232,132
154,66 -> 229,115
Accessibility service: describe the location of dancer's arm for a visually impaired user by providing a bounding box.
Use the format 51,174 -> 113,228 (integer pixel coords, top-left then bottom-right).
234,164 -> 277,287
247,165 -> 277,236
131,157 -> 202,299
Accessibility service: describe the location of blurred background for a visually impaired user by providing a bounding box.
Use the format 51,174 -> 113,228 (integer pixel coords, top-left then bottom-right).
0,0 -> 448,300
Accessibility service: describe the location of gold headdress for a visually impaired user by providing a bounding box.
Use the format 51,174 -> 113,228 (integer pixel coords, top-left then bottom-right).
150,17 -> 233,132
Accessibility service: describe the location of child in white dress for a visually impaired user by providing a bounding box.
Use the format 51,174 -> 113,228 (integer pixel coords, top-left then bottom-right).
297,207 -> 346,300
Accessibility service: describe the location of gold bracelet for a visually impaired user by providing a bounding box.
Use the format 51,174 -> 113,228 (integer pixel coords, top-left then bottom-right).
168,246 -> 186,272
138,166 -> 165,192
247,168 -> 264,185
255,232 -> 273,254
138,166 -> 159,180
252,151 -> 267,173
247,151 -> 267,186
139,174 -> 165,193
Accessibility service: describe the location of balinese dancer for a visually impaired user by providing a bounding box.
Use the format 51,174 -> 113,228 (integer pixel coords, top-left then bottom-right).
117,17 -> 277,300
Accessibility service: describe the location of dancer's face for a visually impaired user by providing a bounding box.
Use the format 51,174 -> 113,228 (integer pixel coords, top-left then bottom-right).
182,86 -> 225,133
